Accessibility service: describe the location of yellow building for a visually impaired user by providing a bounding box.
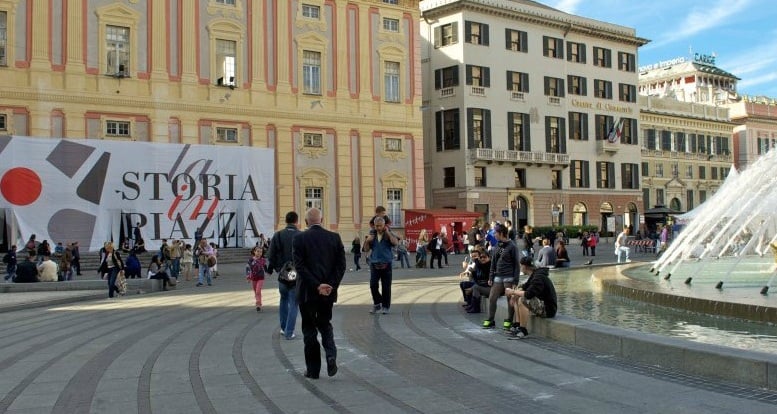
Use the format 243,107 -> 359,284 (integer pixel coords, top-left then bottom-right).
0,0 -> 423,239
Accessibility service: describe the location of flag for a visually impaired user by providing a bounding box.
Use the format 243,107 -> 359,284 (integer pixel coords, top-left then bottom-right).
607,118 -> 624,144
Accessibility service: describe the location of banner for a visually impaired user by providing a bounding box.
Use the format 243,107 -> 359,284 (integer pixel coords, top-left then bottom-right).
0,136 -> 275,252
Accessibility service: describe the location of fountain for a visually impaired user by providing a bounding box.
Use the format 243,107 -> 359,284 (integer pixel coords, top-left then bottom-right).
646,148 -> 777,295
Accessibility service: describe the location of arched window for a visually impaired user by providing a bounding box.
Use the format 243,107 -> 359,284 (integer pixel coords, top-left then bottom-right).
573,202 -> 587,226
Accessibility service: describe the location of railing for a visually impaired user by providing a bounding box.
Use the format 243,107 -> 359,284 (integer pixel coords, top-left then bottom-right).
548,96 -> 561,105
470,86 -> 485,96
597,140 -> 619,154
469,148 -> 570,166
440,87 -> 455,98
511,91 -> 525,101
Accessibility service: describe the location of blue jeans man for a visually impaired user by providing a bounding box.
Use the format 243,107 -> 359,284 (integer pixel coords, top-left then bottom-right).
278,282 -> 298,339
5,264 -> 17,281
369,263 -> 392,314
106,267 -> 121,298
197,264 -> 212,286
398,250 -> 411,268
171,257 -> 181,279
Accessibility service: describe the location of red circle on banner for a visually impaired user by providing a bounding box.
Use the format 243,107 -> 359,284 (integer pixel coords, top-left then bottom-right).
0,167 -> 43,206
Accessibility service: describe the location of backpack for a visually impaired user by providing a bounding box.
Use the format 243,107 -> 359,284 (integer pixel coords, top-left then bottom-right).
2,253 -> 9,264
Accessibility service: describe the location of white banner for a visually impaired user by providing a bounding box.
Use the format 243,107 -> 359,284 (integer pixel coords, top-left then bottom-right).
0,136 -> 275,252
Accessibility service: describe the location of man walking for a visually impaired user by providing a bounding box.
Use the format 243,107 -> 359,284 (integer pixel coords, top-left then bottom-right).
293,208 -> 346,379
362,216 -> 398,314
614,227 -> 631,263
268,211 -> 301,340
3,245 -> 17,282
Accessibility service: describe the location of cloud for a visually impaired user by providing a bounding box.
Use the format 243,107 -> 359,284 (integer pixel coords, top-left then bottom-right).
737,71 -> 777,92
647,0 -> 752,49
552,0 -> 583,13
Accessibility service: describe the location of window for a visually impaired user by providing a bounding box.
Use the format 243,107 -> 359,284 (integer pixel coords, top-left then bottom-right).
618,51 -> 636,72
593,46 -> 611,67
645,129 -> 657,150
302,50 -> 321,95
386,189 -> 402,226
544,77 -> 565,97
594,79 -> 612,99
545,116 -> 566,153
597,161 -> 615,189
660,130 -> 671,151
474,166 -> 486,187
594,114 -> 614,140
543,36 -> 563,59
619,83 -> 636,102
465,21 -> 489,45
467,108 -> 490,149
302,4 -> 320,19
435,109 -> 460,151
551,170 -> 562,190
686,165 -> 693,178
385,137 -> 402,152
569,112 -> 588,141
507,71 -> 529,92
304,133 -> 323,147
384,61 -> 400,102
443,167 -> 456,188
508,112 -> 530,151
304,187 -> 323,214
383,0 -> 399,4
515,168 -> 526,188
434,65 -> 459,89
567,75 -> 587,96
216,0 -> 236,4
687,190 -> 694,210
216,39 -> 236,86
216,127 -> 238,142
566,41 -> 586,63
621,163 -> 639,189
711,167 -> 718,180
620,118 -> 637,145
505,29 -> 527,52
656,189 -> 665,206
434,23 -> 458,48
699,190 -> 707,203
466,65 -> 490,87
106,25 -> 130,75
570,160 -> 589,188
383,18 -> 399,33
656,163 -> 664,178
106,120 -> 131,137
0,114 -> 5,131
0,11 -> 7,66
641,162 -> 649,177
643,188 -> 650,211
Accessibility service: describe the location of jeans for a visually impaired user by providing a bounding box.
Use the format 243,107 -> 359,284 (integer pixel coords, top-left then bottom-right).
278,282 -> 298,338
171,258 -> 181,278
198,264 -> 212,285
107,267 -> 120,297
5,264 -> 16,281
369,264 -> 393,310
616,246 -> 630,263
398,251 -> 411,268
353,253 -> 361,270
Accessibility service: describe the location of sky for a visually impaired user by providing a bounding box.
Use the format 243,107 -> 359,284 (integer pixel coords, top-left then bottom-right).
549,0 -> 777,97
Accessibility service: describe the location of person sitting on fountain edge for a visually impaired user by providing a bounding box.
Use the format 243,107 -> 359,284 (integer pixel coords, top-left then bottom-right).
505,256 -> 557,339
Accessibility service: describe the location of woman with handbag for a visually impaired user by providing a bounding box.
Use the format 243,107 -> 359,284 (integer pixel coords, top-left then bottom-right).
98,242 -> 124,298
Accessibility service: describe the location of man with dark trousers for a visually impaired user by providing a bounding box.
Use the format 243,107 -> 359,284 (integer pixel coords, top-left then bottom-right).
362,216 -> 399,314
293,208 -> 346,379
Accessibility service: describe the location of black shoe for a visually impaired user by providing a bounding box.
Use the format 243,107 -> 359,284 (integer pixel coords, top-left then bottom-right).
327,358 -> 338,377
256,307 -> 261,312
304,371 -> 319,379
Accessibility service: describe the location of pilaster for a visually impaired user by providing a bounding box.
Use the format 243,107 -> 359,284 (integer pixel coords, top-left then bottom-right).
180,3 -> 198,85
275,0 -> 292,94
335,126 -> 355,230
150,0 -> 170,98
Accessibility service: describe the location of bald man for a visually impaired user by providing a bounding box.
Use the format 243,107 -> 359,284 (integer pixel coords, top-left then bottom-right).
293,208 -> 346,379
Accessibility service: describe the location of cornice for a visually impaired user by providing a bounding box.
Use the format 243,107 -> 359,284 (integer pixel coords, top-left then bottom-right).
0,90 -> 421,130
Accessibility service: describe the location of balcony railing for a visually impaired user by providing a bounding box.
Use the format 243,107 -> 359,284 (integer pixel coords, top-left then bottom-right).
597,140 -> 619,154
469,148 -> 570,166
511,91 -> 525,101
639,148 -> 733,162
470,86 -> 486,96
439,87 -> 455,98
548,96 -> 561,105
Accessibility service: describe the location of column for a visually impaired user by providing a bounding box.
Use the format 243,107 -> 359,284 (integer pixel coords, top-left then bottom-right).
29,0 -> 51,71
275,0 -> 292,93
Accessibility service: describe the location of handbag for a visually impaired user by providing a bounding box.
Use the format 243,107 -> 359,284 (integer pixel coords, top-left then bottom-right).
278,261 -> 297,282
115,270 -> 127,295
206,256 -> 216,267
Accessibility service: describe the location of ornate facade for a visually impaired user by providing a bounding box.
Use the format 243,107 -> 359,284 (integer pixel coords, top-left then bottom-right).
0,0 -> 423,238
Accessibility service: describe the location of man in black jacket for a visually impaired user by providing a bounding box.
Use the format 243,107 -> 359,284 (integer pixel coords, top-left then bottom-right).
293,208 -> 346,379
14,252 -> 40,283
506,256 -> 557,339
268,211 -> 301,340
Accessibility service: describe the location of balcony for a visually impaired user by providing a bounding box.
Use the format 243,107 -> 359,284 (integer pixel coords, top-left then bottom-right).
597,140 -> 619,154
548,96 -> 561,106
511,91 -> 525,101
469,148 -> 570,167
470,86 -> 486,96
439,87 -> 455,98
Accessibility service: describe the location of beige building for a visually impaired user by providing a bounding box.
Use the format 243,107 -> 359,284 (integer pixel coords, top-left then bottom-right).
420,0 -> 648,233
0,0 -> 424,241
727,98 -> 777,169
639,95 -> 733,217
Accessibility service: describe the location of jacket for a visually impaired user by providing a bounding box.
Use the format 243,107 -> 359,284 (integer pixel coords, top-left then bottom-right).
268,224 -> 300,285
520,267 -> 558,317
293,225 -> 346,303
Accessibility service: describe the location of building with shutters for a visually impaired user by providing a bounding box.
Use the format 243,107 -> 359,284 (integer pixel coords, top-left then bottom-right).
420,0 -> 648,233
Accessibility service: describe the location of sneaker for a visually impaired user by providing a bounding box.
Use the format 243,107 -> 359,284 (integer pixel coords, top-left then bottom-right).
369,304 -> 382,314
625,259 -> 632,263
382,308 -> 390,315
256,307 -> 261,312
196,283 -> 203,287
508,327 -> 529,340
482,319 -> 495,329
280,329 -> 285,335
286,334 -> 296,340
502,319 -> 513,330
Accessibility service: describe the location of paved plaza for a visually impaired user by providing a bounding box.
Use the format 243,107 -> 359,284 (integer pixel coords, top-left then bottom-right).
2,242 -> 777,413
